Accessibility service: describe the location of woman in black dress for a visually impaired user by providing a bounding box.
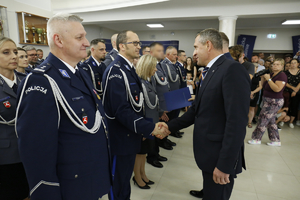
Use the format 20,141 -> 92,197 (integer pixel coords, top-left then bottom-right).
248,64 -> 262,128
185,57 -> 197,82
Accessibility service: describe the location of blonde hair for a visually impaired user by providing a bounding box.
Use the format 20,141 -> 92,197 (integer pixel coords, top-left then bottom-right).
0,37 -> 16,49
136,55 -> 157,80
274,58 -> 285,67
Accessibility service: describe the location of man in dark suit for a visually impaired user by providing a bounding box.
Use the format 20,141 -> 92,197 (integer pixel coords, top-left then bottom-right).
24,46 -> 39,73
175,50 -> 187,89
102,30 -> 170,200
219,32 -> 234,61
79,38 -> 107,96
167,28 -> 250,200
103,33 -> 118,67
16,13 -> 112,200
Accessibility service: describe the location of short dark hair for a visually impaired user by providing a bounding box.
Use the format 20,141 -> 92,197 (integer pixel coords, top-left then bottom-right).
196,28 -> 223,51
265,60 -> 271,63
142,46 -> 150,52
17,47 -> 26,53
177,50 -> 185,56
252,54 -> 258,58
117,30 -> 136,51
150,42 -> 163,50
36,49 -> 43,52
219,32 -> 229,47
285,54 -> 292,58
291,58 -> 299,64
90,38 -> 105,47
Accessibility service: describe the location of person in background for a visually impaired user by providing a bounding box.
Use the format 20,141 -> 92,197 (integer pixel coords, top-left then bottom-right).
0,37 -> 29,200
142,46 -> 150,55
36,49 -> 44,64
79,38 -> 107,96
285,62 -> 291,71
16,47 -> 28,74
185,56 -> 197,82
285,54 -> 293,64
230,45 -> 255,77
257,58 -> 265,72
265,59 -> 272,70
219,32 -> 234,60
266,56 -> 274,63
175,50 -> 187,89
23,45 -> 38,73
103,33 -> 118,67
248,58 -> 287,146
251,54 -> 259,63
133,54 -> 168,189
248,63 -> 263,128
186,72 -> 195,94
284,59 -> 300,128
258,52 -> 265,60
276,91 -> 290,129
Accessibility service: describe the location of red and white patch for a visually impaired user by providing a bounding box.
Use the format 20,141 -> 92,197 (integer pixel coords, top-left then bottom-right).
135,95 -> 138,101
3,101 -> 11,108
82,116 -> 88,124
98,81 -> 101,85
161,77 -> 164,81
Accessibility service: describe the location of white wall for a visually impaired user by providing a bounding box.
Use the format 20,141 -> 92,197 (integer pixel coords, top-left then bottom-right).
83,25 -> 117,43
1,0 -> 53,57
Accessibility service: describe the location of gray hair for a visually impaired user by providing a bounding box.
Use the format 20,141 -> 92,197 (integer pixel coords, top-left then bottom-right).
47,13 -> 83,48
23,45 -> 36,52
197,28 -> 223,51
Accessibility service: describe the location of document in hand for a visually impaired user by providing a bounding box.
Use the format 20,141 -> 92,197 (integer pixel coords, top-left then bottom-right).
164,87 -> 192,111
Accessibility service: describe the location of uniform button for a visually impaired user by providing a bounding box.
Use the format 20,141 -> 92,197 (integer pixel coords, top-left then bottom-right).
127,134 -> 130,137
134,90 -> 137,93
75,174 -> 78,178
81,108 -> 84,112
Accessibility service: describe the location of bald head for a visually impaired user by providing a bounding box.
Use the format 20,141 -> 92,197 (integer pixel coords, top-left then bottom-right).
111,33 -> 118,49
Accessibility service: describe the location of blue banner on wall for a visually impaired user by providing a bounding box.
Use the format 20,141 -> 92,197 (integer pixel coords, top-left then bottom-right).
99,39 -> 179,55
292,35 -> 300,56
237,35 -> 257,60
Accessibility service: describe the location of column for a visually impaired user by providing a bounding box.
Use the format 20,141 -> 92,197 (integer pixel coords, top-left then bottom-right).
218,16 -> 238,46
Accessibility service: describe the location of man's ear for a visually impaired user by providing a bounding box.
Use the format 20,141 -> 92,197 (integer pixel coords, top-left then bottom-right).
53,33 -> 63,48
206,40 -> 213,52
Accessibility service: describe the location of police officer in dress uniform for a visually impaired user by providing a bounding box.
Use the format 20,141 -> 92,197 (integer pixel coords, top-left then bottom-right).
175,50 -> 187,89
16,13 -> 111,200
0,37 -> 29,200
146,42 -> 171,167
79,39 -> 107,97
103,34 -> 118,67
102,30 -> 170,200
161,46 -> 183,138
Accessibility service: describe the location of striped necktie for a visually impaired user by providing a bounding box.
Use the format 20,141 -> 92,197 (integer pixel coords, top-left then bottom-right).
200,67 -> 209,87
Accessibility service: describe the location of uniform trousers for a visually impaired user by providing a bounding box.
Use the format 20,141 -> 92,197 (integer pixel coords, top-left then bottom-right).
109,154 -> 136,200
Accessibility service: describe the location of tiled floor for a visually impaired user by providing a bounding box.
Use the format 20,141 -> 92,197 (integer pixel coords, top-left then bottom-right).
103,121 -> 300,200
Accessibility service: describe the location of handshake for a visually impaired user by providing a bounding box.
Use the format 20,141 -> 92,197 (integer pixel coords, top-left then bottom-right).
151,122 -> 171,139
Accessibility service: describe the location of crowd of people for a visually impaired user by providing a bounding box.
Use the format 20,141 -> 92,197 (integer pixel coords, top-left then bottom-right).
0,12 -> 299,200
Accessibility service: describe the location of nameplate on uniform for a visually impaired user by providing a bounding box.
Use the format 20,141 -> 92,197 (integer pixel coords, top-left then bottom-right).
59,69 -> 70,78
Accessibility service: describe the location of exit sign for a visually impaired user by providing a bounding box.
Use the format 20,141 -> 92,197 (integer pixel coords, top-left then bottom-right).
267,34 -> 277,39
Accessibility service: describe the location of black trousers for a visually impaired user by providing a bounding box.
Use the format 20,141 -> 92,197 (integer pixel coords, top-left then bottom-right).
202,171 -> 234,200
288,93 -> 300,117
0,162 -> 29,200
146,137 -> 160,162
109,154 -> 136,200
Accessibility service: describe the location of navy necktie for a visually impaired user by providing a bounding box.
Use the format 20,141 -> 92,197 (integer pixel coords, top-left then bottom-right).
12,83 -> 18,94
200,67 -> 209,87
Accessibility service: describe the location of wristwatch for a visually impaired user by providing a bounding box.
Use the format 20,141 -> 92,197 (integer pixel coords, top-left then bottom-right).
268,79 -> 272,82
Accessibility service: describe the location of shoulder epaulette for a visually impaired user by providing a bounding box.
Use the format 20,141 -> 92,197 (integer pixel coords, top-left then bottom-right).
32,63 -> 52,74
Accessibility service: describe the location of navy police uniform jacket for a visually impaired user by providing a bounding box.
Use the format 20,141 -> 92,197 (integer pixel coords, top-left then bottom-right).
102,55 -> 155,156
161,58 -> 180,91
103,48 -> 118,68
0,71 -> 26,165
79,56 -> 106,96
16,53 -> 111,200
174,61 -> 187,88
151,62 -> 170,111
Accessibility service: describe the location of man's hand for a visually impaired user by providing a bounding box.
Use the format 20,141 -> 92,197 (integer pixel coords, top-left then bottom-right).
161,112 -> 169,122
213,167 -> 230,185
152,122 -> 170,139
188,95 -> 195,101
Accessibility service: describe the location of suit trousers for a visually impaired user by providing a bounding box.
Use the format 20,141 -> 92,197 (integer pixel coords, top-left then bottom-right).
109,154 -> 136,200
202,171 -> 234,200
146,137 -> 160,162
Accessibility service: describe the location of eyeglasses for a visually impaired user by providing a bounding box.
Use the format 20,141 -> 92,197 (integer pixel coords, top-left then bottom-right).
123,41 -> 142,47
28,54 -> 37,57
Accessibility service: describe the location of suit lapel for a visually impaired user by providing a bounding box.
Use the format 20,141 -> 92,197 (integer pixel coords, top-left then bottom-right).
195,55 -> 226,112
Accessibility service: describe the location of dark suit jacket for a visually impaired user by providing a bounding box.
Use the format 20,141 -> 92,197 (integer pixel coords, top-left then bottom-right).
168,55 -> 250,175
103,49 -> 118,67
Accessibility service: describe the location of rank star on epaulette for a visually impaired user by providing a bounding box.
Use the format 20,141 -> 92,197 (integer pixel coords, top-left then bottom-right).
3,101 -> 11,108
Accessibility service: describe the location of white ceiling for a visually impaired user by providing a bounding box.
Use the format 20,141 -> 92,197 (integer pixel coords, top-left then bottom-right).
51,0 -> 300,32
